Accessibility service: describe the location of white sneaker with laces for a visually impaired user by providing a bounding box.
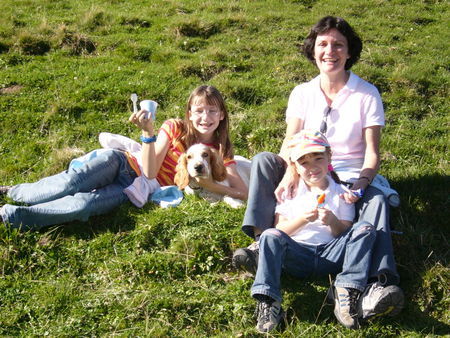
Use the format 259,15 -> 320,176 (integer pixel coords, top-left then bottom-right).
333,286 -> 360,329
358,282 -> 404,319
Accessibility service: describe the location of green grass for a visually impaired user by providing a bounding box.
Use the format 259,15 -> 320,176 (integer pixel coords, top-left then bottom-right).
0,0 -> 449,336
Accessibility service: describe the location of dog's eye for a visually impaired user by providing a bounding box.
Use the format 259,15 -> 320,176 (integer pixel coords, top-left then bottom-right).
202,152 -> 209,158
187,154 -> 192,159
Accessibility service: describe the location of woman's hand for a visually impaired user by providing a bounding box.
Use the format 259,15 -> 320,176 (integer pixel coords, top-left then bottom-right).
340,177 -> 370,203
351,178 -> 369,192
275,117 -> 304,202
341,192 -> 360,204
275,164 -> 300,202
129,110 -> 154,134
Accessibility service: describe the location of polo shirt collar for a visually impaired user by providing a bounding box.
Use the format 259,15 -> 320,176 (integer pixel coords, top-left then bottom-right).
341,71 -> 358,93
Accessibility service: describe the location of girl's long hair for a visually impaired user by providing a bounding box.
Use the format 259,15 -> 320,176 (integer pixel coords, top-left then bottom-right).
175,85 -> 234,159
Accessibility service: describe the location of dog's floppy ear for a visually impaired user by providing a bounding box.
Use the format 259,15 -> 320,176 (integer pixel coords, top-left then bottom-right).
174,153 -> 190,189
210,148 -> 227,182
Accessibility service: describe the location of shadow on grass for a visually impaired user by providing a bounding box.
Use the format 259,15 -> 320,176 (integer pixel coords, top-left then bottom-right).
281,274 -> 449,335
255,173 -> 450,335
388,173 -> 449,335
282,276 -> 333,324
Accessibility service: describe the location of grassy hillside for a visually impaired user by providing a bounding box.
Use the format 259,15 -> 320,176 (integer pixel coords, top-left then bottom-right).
0,0 -> 448,336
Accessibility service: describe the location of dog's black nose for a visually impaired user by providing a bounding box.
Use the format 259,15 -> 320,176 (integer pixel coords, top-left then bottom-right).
194,164 -> 203,172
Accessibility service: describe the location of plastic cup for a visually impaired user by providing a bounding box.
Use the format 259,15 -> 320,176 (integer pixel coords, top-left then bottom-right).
140,100 -> 158,120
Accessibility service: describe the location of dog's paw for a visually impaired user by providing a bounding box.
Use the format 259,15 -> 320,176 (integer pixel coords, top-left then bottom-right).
184,186 -> 195,196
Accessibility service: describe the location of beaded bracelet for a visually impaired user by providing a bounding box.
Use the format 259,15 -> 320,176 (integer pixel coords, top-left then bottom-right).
140,135 -> 157,143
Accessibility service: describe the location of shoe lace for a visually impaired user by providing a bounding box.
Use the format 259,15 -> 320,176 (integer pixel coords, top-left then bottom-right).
253,301 -> 262,318
370,283 -> 385,295
348,289 -> 361,317
258,301 -> 271,323
362,282 -> 384,302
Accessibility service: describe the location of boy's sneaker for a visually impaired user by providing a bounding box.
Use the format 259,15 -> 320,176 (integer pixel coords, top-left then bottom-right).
333,286 -> 361,329
254,295 -> 285,333
232,241 -> 259,275
0,186 -> 11,195
358,282 -> 404,319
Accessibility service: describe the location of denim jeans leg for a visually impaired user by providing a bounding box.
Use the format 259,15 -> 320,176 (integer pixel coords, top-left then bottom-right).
356,186 -> 400,285
8,150 -> 126,205
2,183 -> 131,231
251,229 -> 315,302
1,150 -> 137,230
251,229 -> 287,302
316,222 -> 376,292
242,152 -> 286,238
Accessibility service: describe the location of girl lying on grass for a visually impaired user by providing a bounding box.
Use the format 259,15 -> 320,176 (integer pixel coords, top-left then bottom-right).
250,130 -> 398,333
0,85 -> 248,231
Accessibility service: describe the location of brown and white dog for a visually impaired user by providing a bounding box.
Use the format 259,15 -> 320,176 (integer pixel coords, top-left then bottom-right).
174,144 -> 250,208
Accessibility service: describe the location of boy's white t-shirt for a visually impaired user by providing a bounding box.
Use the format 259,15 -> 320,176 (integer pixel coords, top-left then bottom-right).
275,176 -> 355,246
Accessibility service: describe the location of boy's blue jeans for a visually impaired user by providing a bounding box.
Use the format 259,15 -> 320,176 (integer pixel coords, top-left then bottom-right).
251,222 -> 376,303
1,150 -> 137,230
242,151 -> 400,285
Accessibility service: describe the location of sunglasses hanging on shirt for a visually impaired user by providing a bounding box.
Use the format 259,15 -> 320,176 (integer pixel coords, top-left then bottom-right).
320,106 -> 332,134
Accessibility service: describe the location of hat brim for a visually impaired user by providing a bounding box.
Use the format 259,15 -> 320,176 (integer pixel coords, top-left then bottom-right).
290,145 -> 326,162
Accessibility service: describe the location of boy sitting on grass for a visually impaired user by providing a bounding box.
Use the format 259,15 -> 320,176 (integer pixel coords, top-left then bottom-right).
250,130 -> 378,332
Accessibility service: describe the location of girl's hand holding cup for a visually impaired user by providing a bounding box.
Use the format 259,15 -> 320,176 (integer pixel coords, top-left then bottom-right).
129,110 -> 154,134
129,99 -> 158,133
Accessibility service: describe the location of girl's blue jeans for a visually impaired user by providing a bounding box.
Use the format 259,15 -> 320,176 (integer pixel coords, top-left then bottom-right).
242,151 -> 400,285
251,222 -> 376,302
1,149 -> 137,230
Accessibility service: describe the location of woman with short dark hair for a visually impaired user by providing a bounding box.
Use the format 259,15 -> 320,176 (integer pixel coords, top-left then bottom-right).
303,15 -> 363,70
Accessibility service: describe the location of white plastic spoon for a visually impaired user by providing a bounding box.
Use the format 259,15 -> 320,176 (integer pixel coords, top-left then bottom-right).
130,93 -> 138,114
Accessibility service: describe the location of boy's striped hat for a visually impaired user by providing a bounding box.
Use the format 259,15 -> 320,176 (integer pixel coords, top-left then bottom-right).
288,130 -> 330,162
